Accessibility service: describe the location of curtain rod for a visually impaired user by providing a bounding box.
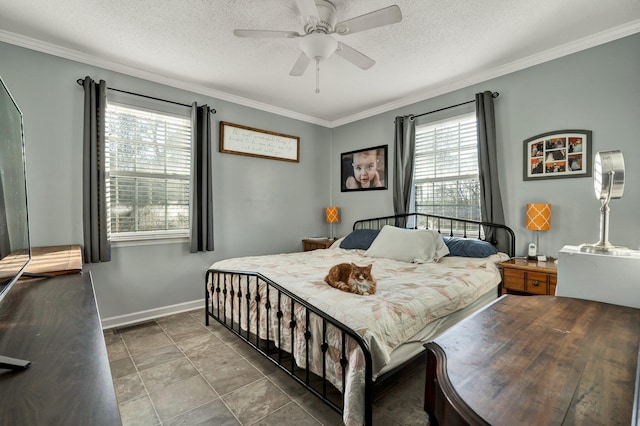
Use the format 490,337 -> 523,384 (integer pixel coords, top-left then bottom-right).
75,78 -> 217,114
412,91 -> 499,119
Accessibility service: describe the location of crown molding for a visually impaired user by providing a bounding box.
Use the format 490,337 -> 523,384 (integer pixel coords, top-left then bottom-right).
329,19 -> 640,128
0,29 -> 331,127
2,19 -> 639,129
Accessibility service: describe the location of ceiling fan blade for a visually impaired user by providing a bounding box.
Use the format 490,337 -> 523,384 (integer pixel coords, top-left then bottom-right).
289,52 -> 311,76
295,0 -> 321,26
234,29 -> 300,38
335,42 -> 375,70
334,5 -> 402,35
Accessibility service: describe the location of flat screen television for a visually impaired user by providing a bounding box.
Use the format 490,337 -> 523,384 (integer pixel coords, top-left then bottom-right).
0,75 -> 32,369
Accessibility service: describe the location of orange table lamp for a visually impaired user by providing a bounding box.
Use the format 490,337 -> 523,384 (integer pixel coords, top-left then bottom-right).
325,206 -> 339,239
526,203 -> 551,259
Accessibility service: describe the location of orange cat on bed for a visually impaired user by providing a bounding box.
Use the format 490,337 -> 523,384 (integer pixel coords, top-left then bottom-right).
324,263 -> 377,295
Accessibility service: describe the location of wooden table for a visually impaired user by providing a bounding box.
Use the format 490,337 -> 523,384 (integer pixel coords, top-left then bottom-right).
424,295 -> 640,425
25,244 -> 83,275
0,247 -> 121,424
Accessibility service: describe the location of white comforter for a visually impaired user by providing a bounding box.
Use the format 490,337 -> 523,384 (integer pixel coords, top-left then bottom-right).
208,247 -> 508,425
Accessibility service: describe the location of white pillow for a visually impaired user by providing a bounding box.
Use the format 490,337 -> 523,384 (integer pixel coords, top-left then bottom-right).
364,225 -> 449,263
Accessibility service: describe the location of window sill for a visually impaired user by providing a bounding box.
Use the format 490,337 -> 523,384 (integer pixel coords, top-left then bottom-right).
111,235 -> 189,248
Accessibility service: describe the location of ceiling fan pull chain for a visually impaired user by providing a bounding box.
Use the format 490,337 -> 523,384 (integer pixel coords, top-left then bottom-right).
315,58 -> 320,94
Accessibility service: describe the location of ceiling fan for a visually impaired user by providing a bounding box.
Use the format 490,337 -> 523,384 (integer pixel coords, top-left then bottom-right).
233,0 -> 402,93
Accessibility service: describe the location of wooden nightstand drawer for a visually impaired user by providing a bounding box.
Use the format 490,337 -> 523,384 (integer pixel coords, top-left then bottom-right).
503,268 -> 526,292
526,271 -> 549,294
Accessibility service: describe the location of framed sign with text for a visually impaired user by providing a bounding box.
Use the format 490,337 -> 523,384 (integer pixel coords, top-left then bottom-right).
220,121 -> 300,162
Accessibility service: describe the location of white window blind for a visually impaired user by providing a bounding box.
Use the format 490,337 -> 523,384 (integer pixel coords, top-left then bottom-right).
414,112 -> 481,229
105,102 -> 192,241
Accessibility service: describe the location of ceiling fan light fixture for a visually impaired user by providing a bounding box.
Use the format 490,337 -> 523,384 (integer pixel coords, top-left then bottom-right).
298,33 -> 338,60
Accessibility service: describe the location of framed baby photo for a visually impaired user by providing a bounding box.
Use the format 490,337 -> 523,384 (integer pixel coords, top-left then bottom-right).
341,145 -> 388,192
523,130 -> 592,181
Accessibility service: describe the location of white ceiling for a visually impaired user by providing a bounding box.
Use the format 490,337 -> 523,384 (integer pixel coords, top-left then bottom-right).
1,0 -> 639,127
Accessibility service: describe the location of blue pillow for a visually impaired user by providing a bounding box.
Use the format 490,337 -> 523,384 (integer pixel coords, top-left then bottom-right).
340,229 -> 380,250
443,237 -> 498,258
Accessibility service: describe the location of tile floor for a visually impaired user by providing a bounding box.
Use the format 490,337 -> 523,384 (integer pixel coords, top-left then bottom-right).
104,309 -> 429,425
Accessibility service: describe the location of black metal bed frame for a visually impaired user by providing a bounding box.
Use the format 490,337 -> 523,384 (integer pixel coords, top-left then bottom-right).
205,213 -> 515,425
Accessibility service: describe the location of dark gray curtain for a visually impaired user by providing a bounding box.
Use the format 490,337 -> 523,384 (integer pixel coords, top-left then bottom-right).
82,76 -> 111,263
190,103 -> 214,252
393,115 -> 416,227
476,91 -> 507,251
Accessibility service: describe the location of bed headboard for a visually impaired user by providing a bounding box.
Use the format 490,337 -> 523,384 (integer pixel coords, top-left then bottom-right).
353,212 -> 515,257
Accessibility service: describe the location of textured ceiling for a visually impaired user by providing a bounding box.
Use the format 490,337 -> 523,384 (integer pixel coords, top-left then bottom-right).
0,0 -> 639,127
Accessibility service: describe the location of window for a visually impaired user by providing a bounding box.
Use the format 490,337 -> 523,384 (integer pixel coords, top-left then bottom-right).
105,102 -> 192,241
414,112 -> 481,233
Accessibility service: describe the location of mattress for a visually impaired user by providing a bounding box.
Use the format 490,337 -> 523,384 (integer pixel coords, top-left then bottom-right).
377,285 -> 497,376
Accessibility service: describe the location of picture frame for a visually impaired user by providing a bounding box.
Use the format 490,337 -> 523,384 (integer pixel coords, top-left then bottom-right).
523,130 -> 592,180
220,121 -> 300,163
341,145 -> 388,192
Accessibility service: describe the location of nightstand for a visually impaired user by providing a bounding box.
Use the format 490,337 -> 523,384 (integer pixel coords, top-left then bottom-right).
302,239 -> 334,251
499,258 -> 557,295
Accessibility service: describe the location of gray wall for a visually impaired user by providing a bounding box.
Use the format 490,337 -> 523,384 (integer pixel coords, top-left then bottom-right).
0,41 -> 331,320
331,33 -> 640,258
2,33 -> 639,321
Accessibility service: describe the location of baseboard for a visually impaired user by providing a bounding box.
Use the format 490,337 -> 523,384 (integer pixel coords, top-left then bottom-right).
101,299 -> 205,330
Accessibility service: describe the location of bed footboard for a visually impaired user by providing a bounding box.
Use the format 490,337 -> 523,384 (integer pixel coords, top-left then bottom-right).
205,269 -> 374,425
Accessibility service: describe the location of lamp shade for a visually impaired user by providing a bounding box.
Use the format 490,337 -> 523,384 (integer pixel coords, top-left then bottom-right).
325,206 -> 339,224
526,203 -> 551,231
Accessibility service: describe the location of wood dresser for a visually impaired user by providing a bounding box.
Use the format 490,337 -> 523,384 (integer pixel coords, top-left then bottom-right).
0,246 -> 121,425
424,295 -> 640,425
